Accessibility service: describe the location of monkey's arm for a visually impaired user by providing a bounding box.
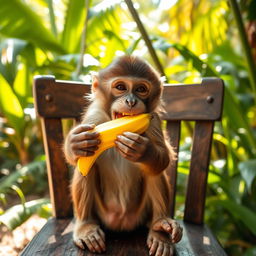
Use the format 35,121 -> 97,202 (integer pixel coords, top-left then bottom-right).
115,113 -> 170,175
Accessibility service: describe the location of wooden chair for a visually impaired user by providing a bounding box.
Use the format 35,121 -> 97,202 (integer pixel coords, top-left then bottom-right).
21,76 -> 227,256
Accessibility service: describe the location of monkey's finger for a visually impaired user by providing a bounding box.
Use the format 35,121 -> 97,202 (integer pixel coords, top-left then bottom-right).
153,219 -> 172,233
122,132 -> 145,144
93,232 -> 106,252
72,131 -> 100,142
73,139 -> 101,149
155,241 -> 164,256
147,236 -> 153,248
116,135 -> 146,156
115,141 -> 140,161
74,149 -> 96,157
74,238 -> 86,250
72,124 -> 96,134
169,222 -> 181,239
172,226 -> 183,243
88,235 -> 104,253
83,237 -> 96,253
149,240 -> 159,256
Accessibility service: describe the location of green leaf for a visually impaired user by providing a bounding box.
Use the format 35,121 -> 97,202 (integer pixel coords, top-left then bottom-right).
0,74 -> 25,138
223,87 -> 256,155
238,160 -> 256,191
0,0 -> 65,53
218,200 -> 256,236
0,161 -> 46,194
61,0 -> 87,52
0,198 -> 50,230
13,63 -> 32,108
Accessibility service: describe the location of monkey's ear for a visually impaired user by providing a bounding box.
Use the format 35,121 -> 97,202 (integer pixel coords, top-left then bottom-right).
91,73 -> 99,92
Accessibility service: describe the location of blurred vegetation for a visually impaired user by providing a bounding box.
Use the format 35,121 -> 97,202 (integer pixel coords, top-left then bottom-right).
0,0 -> 256,255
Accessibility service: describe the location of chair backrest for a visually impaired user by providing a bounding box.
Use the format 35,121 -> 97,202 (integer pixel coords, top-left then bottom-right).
33,76 -> 224,224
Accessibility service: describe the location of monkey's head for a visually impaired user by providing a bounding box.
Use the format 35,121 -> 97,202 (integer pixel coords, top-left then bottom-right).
92,55 -> 163,119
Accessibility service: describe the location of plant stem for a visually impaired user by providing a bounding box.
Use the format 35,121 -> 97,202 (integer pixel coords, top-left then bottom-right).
124,0 -> 167,80
229,0 -> 256,101
75,0 -> 90,78
47,0 -> 57,37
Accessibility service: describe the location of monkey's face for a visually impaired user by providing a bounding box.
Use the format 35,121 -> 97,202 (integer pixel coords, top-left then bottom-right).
110,77 -> 151,119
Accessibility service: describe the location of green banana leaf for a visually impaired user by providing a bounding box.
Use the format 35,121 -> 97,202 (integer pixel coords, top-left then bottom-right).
0,74 -> 25,138
0,0 -> 65,54
0,160 -> 46,194
218,200 -> 256,236
0,198 -> 50,230
61,0 -> 88,53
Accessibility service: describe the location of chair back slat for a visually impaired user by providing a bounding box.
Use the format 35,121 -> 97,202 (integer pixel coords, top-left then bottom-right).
41,118 -> 73,218
184,121 -> 214,224
166,121 -> 181,217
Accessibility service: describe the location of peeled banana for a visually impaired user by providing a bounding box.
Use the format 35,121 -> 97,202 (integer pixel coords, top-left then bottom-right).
77,113 -> 151,176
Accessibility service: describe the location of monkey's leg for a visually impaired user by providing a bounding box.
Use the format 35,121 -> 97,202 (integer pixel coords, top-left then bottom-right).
146,175 -> 183,256
73,219 -> 106,253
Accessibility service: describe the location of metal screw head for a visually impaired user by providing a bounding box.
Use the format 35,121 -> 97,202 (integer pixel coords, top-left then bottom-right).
45,94 -> 53,102
206,96 -> 214,104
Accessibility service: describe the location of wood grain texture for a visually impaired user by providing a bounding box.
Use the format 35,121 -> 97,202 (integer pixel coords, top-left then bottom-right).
34,76 -> 90,119
41,118 -> 73,218
34,77 -> 224,121
162,78 -> 224,121
166,121 -> 181,217
184,121 -> 214,224
20,218 -> 227,256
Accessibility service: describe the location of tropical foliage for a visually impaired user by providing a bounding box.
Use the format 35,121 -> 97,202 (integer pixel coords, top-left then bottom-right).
0,0 -> 256,255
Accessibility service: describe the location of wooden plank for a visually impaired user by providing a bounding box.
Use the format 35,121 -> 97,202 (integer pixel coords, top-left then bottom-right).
34,76 -> 224,121
162,78 -> 224,121
21,218 -> 226,256
41,118 -> 73,218
184,121 -> 214,224
34,76 -> 91,119
175,221 -> 227,256
166,121 -> 181,217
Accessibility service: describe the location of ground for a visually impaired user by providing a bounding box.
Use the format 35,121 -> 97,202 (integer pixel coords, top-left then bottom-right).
0,215 -> 47,256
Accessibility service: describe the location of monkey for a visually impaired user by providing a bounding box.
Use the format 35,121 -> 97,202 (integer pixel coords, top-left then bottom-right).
63,55 -> 183,256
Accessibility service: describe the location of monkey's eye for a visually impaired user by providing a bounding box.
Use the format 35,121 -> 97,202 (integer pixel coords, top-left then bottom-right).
136,85 -> 147,93
115,83 -> 127,91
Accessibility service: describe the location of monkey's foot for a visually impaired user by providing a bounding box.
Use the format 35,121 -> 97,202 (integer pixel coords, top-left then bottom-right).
147,230 -> 174,256
73,223 -> 106,253
152,217 -> 183,243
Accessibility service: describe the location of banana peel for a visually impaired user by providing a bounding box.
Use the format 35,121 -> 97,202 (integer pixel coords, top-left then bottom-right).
77,113 -> 151,176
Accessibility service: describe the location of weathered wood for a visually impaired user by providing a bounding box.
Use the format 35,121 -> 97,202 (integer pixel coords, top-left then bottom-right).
34,76 -> 90,119
41,118 -> 73,218
184,121 -> 214,224
21,218 -> 227,256
162,78 -> 224,121
34,76 -> 224,121
166,121 -> 181,217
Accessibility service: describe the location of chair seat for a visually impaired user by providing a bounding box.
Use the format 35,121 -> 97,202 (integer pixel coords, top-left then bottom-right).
20,217 -> 227,256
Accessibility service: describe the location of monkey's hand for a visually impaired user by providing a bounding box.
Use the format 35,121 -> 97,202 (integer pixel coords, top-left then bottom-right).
115,132 -> 149,162
66,124 -> 101,163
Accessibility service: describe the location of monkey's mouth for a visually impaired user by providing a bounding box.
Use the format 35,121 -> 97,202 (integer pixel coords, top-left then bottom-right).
113,112 -> 138,119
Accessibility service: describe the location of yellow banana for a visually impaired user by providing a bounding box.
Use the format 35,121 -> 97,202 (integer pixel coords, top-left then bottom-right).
77,113 -> 151,176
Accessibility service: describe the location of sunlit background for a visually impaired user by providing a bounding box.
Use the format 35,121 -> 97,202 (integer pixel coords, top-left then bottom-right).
0,0 -> 256,255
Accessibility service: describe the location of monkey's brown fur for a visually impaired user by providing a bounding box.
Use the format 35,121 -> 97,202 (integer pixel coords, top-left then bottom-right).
64,56 -> 182,255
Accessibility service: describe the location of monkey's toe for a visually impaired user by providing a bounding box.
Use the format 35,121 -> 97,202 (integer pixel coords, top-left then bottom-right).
147,230 -> 174,256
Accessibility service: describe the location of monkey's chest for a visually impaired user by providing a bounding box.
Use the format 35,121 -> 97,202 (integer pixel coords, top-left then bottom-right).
96,150 -> 147,230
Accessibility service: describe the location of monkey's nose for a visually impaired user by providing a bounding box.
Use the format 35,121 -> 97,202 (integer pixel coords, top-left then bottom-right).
126,97 -> 137,108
